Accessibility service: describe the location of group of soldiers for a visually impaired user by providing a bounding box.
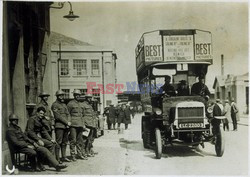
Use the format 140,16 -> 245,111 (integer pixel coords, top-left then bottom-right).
6,89 -> 99,172
103,103 -> 134,130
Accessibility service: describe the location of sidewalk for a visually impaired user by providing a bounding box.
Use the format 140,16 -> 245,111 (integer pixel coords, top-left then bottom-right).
237,114 -> 249,126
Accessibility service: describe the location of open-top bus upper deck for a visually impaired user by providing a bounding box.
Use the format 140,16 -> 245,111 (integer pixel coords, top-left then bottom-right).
135,29 -> 213,74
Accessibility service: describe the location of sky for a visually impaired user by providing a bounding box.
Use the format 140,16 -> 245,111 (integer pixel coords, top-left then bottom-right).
50,1 -> 249,90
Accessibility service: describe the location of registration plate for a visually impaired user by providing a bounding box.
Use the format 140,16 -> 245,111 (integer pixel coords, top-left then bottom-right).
179,123 -> 204,128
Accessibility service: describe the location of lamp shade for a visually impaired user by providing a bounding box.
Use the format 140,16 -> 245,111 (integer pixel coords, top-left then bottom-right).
63,11 -> 79,21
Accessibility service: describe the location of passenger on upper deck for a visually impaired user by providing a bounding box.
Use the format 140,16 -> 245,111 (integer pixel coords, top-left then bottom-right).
177,80 -> 190,96
159,75 -> 176,96
191,75 -> 210,98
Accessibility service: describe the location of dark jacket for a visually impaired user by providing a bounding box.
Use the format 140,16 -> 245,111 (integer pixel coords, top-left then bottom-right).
26,115 -> 52,141
51,100 -> 71,129
117,107 -> 131,124
177,84 -> 190,96
124,107 -> 131,124
191,82 -> 210,96
7,124 -> 34,149
160,83 -> 176,96
67,99 -> 85,127
104,106 -> 117,124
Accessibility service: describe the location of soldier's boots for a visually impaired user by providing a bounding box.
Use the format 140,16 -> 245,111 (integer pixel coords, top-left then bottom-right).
55,164 -> 67,171
77,154 -> 88,160
90,148 -> 98,155
38,163 -> 46,171
61,157 -> 71,162
71,155 -> 77,161
31,166 -> 41,172
87,153 -> 95,157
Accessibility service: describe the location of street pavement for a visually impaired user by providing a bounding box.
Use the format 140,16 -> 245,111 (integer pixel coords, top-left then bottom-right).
18,113 -> 249,175
238,114 -> 249,126
124,114 -> 249,175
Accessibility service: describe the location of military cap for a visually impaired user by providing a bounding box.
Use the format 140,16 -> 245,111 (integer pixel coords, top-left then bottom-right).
9,114 -> 19,120
72,89 -> 81,95
39,92 -> 50,97
55,90 -> 65,96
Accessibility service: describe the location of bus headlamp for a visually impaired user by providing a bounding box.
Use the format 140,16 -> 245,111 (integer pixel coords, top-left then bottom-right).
154,108 -> 162,115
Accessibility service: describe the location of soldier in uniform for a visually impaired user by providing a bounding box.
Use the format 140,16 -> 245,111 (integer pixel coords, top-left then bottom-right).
26,107 -> 56,154
32,92 -> 54,137
81,93 -> 98,157
31,92 -> 61,163
67,89 -> 87,161
6,114 -> 67,171
51,90 -> 72,163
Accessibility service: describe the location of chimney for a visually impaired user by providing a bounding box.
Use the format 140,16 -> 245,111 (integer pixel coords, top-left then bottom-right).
221,54 -> 224,76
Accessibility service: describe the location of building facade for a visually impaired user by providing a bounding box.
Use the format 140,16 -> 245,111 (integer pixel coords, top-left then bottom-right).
50,32 -> 118,113
213,73 -> 249,115
2,1 -> 52,170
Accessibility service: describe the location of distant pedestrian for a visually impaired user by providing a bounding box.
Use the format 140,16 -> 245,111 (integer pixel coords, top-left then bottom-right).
223,100 -> 230,131
231,98 -> 239,131
109,104 -> 117,129
103,104 -> 117,130
117,104 -> 131,130
137,104 -> 142,113
130,106 -> 135,119
125,104 -> 132,129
